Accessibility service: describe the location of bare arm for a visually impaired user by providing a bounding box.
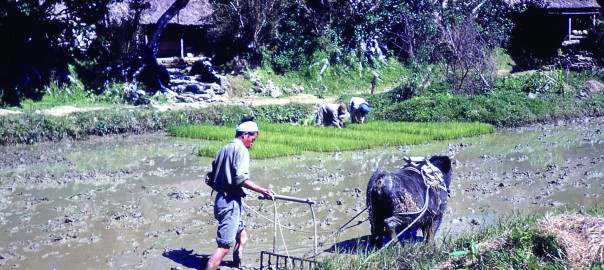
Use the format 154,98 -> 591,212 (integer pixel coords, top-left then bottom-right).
241,180 -> 275,199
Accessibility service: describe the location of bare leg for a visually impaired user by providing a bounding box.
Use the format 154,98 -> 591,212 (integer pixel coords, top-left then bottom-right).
233,229 -> 248,267
206,246 -> 229,270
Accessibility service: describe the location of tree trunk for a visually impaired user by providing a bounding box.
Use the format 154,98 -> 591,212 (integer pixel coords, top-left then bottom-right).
137,0 -> 190,92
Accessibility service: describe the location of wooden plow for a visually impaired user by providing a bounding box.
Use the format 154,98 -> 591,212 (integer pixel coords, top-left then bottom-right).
257,194 -> 319,270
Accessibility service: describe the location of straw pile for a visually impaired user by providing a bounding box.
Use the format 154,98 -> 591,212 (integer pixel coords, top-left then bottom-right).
540,213 -> 604,268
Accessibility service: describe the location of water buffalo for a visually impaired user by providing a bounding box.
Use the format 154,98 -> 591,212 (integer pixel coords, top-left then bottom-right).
366,155 -> 452,246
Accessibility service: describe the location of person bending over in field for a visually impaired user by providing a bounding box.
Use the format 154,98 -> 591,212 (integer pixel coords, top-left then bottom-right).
315,103 -> 348,128
349,97 -> 371,124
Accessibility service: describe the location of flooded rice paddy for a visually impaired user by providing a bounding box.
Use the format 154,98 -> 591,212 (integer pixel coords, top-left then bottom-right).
1,117 -> 603,269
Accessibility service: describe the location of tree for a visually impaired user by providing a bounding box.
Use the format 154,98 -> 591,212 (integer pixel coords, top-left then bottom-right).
136,0 -> 190,92
434,0 -> 514,94
438,16 -> 497,94
0,0 -> 125,106
208,0 -> 289,67
585,20 -> 604,66
382,1 -> 440,62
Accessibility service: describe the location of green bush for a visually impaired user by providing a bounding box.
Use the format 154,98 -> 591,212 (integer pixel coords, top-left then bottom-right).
19,69 -> 127,110
373,89 -> 603,127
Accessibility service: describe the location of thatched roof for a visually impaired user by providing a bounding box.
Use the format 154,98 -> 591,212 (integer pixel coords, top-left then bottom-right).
504,0 -> 601,9
544,0 -> 601,9
540,213 -> 604,268
109,0 -> 213,26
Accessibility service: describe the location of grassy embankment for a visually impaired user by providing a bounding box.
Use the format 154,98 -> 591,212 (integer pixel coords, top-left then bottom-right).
319,206 -> 604,269
2,57 -> 604,145
0,104 -> 314,145
168,121 -> 495,159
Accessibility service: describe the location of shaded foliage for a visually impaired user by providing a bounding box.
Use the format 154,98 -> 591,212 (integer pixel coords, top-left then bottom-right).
208,0 -> 516,77
3,0 -> 603,108
507,0 -> 566,71
584,20 -> 604,66
208,0 -> 288,69
1,1 -> 67,106
0,0 -> 140,106
211,0 -> 518,97
137,0 -> 190,92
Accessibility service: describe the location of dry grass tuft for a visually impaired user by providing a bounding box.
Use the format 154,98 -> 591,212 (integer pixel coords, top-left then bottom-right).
583,80 -> 604,93
540,213 -> 604,268
474,235 -> 508,253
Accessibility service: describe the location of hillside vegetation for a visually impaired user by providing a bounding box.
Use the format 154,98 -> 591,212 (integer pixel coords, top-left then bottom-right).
2,61 -> 604,146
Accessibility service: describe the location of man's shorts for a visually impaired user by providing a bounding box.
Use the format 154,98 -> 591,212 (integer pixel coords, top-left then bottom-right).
214,193 -> 245,248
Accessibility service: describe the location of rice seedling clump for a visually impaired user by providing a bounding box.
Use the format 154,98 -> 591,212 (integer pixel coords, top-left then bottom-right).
169,121 -> 495,159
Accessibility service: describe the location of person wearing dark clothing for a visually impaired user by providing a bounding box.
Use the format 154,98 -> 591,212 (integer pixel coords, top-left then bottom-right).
315,103 -> 348,128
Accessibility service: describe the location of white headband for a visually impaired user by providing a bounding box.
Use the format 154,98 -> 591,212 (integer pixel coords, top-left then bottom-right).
235,121 -> 259,132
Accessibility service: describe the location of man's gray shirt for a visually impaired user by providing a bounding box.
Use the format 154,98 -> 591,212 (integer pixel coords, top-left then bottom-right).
209,138 -> 250,197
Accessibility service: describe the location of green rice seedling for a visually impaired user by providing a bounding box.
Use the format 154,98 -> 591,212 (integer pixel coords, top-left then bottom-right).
425,122 -> 495,140
168,124 -> 233,141
348,121 -> 495,140
260,122 -> 384,142
197,141 -> 226,158
262,131 -> 374,152
260,122 -> 431,147
247,142 -> 303,158
197,140 -> 303,159
175,121 -> 495,159
260,123 -> 383,148
364,131 -> 430,146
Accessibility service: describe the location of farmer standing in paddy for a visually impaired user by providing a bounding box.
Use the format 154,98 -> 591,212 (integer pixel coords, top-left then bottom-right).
205,120 -> 275,270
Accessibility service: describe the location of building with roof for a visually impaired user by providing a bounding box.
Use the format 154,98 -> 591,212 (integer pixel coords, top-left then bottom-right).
109,0 -> 214,57
506,0 -> 601,46
544,0 -> 601,45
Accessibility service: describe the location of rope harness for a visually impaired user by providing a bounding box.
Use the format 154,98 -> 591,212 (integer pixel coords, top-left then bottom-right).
403,156 -> 448,195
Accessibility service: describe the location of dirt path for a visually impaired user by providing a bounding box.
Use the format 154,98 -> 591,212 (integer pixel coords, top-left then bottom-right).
0,94 -> 339,117
0,105 -> 126,116
151,94 -> 339,112
239,94 -> 339,106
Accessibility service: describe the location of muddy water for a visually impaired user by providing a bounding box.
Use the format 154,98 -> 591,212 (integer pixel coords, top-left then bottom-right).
1,117 -> 603,269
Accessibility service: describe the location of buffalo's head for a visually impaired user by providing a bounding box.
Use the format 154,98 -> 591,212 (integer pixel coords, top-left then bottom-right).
429,155 -> 452,190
